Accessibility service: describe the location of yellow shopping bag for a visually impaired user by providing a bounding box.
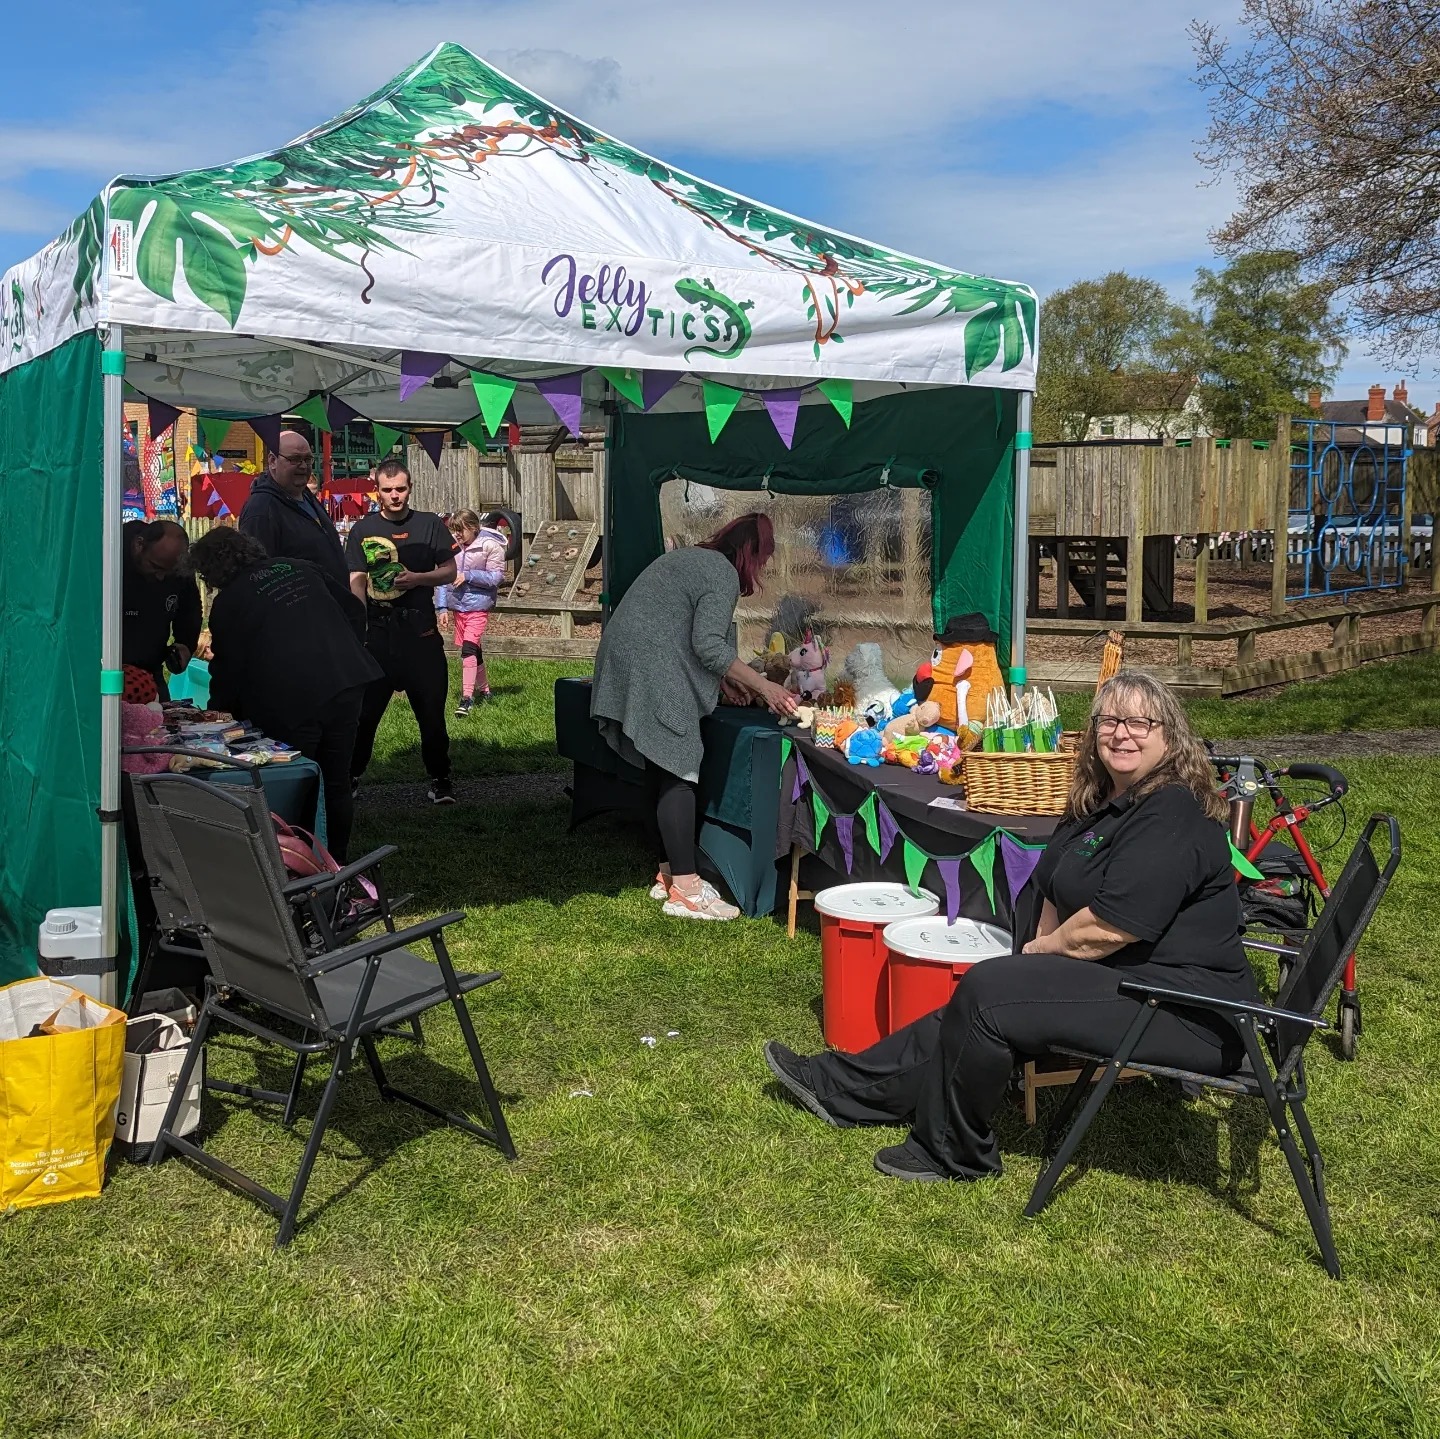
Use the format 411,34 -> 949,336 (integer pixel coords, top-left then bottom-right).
0,978 -> 126,1210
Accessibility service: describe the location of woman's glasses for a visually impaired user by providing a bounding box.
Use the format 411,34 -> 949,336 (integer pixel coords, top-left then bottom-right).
1094,715 -> 1162,738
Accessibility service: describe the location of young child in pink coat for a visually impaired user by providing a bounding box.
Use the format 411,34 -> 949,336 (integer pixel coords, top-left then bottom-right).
436,510 -> 508,714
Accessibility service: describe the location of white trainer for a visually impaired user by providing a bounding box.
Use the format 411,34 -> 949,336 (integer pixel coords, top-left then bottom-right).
648,869 -> 671,901
662,881 -> 740,922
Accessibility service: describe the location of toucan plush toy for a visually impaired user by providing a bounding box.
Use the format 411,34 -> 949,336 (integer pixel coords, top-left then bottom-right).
912,614 -> 1006,739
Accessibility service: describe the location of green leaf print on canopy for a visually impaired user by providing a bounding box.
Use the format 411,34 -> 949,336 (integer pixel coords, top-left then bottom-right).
72,42 -> 1035,375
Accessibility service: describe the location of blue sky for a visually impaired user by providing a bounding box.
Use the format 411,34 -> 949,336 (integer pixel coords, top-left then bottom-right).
0,0 -> 1417,400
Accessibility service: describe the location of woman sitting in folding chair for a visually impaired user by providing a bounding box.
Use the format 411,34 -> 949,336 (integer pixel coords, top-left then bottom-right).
765,670 -> 1259,1182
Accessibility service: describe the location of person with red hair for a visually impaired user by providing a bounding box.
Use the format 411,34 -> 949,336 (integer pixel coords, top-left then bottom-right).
591,511 -> 796,921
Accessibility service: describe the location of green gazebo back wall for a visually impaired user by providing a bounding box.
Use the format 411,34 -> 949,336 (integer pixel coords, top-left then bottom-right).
606,387 -> 1019,659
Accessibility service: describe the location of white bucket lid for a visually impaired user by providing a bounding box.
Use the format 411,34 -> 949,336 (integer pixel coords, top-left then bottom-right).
813,883 -> 940,922
883,917 -> 1013,964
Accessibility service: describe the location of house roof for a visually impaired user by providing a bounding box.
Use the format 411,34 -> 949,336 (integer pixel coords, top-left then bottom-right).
1318,398 -> 1421,426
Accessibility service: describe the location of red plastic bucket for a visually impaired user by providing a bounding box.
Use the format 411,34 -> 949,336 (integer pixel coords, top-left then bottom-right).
884,918 -> 1014,1031
814,884 -> 939,1052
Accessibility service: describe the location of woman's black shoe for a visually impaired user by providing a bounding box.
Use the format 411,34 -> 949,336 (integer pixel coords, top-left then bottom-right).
873,1143 -> 946,1182
763,1041 -> 848,1127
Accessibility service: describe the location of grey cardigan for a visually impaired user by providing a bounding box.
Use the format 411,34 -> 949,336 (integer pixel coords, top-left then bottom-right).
590,546 -> 740,780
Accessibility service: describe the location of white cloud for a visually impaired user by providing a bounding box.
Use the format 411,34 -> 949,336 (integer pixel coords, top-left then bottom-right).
0,188 -> 69,236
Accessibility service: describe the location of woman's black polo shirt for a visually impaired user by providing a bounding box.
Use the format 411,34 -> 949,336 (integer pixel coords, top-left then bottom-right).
1033,783 -> 1259,1006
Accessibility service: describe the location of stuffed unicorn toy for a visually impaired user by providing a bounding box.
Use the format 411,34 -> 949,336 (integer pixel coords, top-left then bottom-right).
786,630 -> 830,701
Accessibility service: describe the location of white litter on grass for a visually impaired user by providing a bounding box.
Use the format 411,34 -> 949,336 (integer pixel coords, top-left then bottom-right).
666,1030 -> 680,1038
569,1088 -> 594,1098
640,1035 -> 657,1047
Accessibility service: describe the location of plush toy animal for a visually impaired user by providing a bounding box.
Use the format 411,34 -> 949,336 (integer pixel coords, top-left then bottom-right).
913,614 -> 1006,735
787,630 -> 830,701
121,702 -> 171,775
842,644 -> 900,720
844,727 -> 885,767
882,699 -> 941,745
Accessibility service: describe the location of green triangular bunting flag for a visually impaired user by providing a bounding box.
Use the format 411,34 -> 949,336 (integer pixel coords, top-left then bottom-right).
198,414 -> 232,455
372,424 -> 404,457
968,833 -> 998,912
860,793 -> 880,856
903,838 -> 928,897
470,372 -> 518,436
780,737 -> 793,771
295,394 -> 331,433
817,378 -> 853,428
701,379 -> 743,442
600,367 -> 645,408
456,417 -> 491,452
811,791 -> 831,849
1229,840 -> 1264,881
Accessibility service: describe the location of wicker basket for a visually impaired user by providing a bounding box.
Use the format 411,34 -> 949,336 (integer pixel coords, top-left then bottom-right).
1057,730 -> 1083,754
961,750 -> 1077,815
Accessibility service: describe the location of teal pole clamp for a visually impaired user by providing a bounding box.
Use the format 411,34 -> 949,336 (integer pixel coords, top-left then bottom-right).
1008,666 -> 1028,686
100,669 -> 124,695
1014,431 -> 1033,451
100,351 -> 126,376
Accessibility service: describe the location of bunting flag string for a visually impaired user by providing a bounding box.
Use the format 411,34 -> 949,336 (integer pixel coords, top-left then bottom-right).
399,351 -> 448,402
147,398 -> 180,439
642,369 -> 683,411
817,377 -> 854,428
599,367 -> 646,409
197,414 -> 233,456
372,423 -> 404,458
415,430 -> 447,468
877,803 -> 899,863
760,388 -> 803,449
294,394 -> 332,434
968,832 -> 998,912
936,858 -> 963,925
470,372 -> 518,435
456,416 -> 491,452
902,838 -> 928,897
248,413 -> 283,455
811,791 -> 831,850
999,833 -> 1045,903
860,792 -> 880,857
780,737 -> 793,772
701,379 -> 743,442
327,394 -> 361,434
835,814 -> 856,875
534,371 -> 585,438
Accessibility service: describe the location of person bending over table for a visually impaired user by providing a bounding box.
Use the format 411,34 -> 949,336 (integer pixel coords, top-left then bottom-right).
591,512 -> 798,921
764,670 -> 1258,1181
123,520 -> 202,699
189,527 -> 383,863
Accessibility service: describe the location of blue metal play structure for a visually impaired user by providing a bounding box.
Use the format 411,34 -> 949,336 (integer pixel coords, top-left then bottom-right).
1287,417 -> 1410,601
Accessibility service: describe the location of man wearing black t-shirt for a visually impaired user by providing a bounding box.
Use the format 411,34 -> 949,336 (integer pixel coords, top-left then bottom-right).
346,458 -> 459,803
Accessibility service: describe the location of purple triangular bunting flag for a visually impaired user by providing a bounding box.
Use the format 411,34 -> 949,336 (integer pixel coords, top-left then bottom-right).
760,388 -> 803,449
642,369 -> 683,411
398,351 -> 448,403
147,398 -> 180,438
835,814 -> 855,874
534,371 -> 585,438
327,394 -> 361,432
790,754 -> 808,804
877,803 -> 899,862
249,413 -> 282,454
937,858 -> 962,926
416,430 -> 446,468
1000,833 -> 1044,903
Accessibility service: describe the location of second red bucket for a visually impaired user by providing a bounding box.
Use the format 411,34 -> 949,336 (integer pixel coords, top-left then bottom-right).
884,918 -> 1014,1031
814,883 -> 939,1053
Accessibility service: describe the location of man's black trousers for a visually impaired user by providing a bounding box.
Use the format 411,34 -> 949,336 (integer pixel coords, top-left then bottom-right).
805,954 -> 1245,1178
351,611 -> 451,785
269,684 -> 366,863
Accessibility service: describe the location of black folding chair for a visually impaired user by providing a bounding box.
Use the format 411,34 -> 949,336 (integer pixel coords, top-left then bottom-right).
1025,813 -> 1401,1279
131,771 -> 515,1246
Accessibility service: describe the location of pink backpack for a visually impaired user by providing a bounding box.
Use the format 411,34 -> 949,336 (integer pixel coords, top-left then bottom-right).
271,815 -> 378,909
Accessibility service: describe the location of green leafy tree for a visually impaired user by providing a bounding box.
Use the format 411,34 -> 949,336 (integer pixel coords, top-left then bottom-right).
1188,250 -> 1346,439
1035,272 -> 1192,442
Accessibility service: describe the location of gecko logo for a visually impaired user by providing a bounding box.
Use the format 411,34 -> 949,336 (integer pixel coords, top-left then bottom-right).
1075,830 -> 1106,856
540,255 -> 755,361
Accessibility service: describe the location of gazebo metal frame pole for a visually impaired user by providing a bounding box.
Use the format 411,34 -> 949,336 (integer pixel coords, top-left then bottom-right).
99,323 -> 126,976
1010,389 -> 1034,685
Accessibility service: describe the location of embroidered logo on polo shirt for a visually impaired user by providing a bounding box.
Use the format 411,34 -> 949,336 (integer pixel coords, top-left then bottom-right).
1076,830 -> 1107,855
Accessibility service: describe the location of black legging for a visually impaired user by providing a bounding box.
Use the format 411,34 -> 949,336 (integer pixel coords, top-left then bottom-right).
805,953 -> 1246,1178
645,762 -> 698,874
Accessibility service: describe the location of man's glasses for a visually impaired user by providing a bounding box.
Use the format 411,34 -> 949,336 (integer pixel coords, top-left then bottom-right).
1094,715 -> 1162,738
279,454 -> 314,470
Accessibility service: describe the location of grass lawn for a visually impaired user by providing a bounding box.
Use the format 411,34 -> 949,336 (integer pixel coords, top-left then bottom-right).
4,662 -> 1440,1437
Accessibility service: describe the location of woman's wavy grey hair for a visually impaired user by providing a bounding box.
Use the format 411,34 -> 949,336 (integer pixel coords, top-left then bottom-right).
189,525 -> 270,590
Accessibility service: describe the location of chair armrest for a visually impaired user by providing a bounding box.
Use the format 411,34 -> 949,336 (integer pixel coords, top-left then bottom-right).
1116,978 -> 1328,1030
300,910 -> 466,977
1243,939 -> 1303,958
283,845 -> 399,898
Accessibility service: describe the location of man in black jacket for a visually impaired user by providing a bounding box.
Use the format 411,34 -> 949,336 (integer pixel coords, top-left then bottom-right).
189,526 -> 383,861
122,520 -> 203,698
238,430 -> 348,585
